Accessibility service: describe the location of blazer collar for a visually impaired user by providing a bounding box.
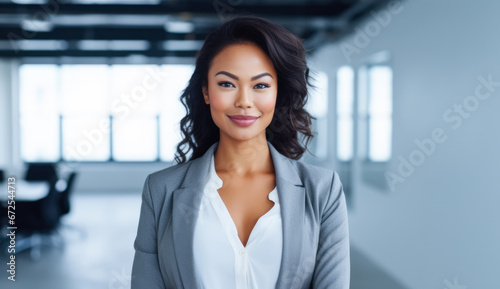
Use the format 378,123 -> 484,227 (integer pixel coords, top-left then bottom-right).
171,141 -> 306,289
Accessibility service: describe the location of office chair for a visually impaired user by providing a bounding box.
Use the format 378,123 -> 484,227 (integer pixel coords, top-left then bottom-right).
24,162 -> 58,182
0,170 -> 84,259
59,172 -> 78,216
10,175 -> 62,259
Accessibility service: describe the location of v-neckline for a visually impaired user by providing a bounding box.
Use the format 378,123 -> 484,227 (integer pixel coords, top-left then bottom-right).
209,185 -> 278,249
207,152 -> 280,249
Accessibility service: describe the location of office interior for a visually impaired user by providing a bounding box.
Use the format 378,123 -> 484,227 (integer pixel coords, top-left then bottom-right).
0,0 -> 499,288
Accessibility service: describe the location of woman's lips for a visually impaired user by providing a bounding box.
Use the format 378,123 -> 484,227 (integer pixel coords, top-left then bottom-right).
227,115 -> 259,127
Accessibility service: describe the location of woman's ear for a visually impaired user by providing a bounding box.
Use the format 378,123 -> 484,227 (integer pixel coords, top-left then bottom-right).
202,85 -> 209,105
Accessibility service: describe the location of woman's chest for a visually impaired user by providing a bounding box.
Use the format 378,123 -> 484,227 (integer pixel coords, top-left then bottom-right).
216,174 -> 277,247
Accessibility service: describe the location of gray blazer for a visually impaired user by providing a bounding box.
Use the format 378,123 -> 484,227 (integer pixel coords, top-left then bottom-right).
131,141 -> 350,289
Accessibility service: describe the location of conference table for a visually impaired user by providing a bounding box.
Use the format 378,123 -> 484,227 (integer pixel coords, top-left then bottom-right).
0,180 -> 50,202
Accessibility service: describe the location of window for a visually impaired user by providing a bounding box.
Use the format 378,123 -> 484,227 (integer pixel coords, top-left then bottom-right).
61,64 -> 111,161
367,65 -> 393,162
332,55 -> 393,192
19,63 -> 194,162
336,66 -> 354,162
19,64 -> 60,162
109,65 -> 160,161
334,64 -> 393,163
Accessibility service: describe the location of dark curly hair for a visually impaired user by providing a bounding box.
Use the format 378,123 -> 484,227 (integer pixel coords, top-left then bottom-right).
173,15 -> 318,164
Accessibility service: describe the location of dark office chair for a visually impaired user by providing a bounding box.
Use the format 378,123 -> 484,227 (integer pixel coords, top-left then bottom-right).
24,162 -> 58,181
9,176 -> 63,259
16,175 -> 58,217
0,170 -> 83,259
59,172 -> 78,216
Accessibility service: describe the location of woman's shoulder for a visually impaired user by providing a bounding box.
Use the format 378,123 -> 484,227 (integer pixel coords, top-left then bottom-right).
291,158 -> 339,185
289,159 -> 344,204
145,159 -> 194,191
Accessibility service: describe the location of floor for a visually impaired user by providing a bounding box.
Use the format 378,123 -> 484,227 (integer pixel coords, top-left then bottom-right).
0,192 -> 408,289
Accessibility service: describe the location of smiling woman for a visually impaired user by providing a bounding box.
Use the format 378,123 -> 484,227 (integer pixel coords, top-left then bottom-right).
131,15 -> 350,289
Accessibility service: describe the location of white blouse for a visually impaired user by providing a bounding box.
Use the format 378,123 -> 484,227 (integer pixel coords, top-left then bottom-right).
193,151 -> 283,289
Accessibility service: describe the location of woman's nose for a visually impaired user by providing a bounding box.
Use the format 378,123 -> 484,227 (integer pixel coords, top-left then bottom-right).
235,88 -> 252,108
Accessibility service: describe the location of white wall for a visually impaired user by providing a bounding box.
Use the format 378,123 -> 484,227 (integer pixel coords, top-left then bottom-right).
0,59 -> 11,169
0,58 -> 21,177
313,0 -> 500,288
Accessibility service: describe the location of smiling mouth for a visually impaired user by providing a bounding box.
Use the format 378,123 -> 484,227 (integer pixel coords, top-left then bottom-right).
227,115 -> 259,127
227,115 -> 260,120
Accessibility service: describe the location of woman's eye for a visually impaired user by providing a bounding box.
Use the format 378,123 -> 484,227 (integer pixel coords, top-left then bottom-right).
217,81 -> 270,89
255,83 -> 270,89
217,81 -> 234,88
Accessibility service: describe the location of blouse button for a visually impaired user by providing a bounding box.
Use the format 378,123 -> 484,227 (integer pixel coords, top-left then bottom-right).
239,248 -> 246,256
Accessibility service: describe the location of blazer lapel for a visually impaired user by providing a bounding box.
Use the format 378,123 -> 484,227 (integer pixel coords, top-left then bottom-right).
269,142 -> 306,289
171,143 -> 214,289
171,141 -> 306,289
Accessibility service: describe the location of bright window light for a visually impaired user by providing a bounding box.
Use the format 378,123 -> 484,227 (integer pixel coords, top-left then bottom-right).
336,65 -> 354,161
367,66 -> 393,162
112,117 -> 158,161
60,64 -> 110,115
62,116 -> 111,161
19,64 -> 60,162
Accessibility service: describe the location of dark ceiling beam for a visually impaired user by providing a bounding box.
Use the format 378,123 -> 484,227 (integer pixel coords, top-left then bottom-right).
0,49 -> 197,58
0,27 -> 207,41
0,2 -> 352,17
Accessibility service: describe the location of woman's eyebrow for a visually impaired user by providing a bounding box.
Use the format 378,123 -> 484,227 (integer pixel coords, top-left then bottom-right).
215,71 -> 273,81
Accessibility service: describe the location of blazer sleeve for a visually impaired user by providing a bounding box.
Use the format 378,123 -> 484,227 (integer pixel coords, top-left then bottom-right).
311,171 -> 351,289
131,174 -> 166,289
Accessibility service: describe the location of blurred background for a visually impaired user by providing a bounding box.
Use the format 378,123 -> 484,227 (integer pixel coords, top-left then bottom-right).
0,0 -> 499,288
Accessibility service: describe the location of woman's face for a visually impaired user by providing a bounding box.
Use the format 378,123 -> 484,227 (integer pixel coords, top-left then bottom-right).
203,42 -> 278,142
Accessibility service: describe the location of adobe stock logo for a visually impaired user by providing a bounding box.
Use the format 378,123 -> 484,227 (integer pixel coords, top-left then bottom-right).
385,74 -> 500,192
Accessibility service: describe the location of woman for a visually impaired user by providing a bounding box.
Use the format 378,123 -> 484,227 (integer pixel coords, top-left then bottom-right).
131,15 -> 350,289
